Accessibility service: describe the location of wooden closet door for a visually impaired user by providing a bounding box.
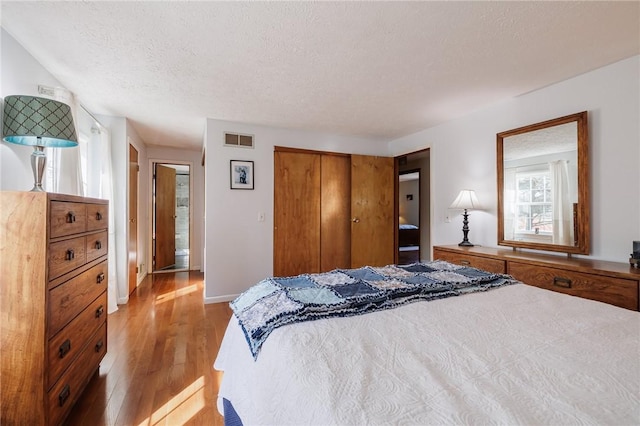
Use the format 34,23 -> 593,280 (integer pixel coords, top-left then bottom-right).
321,154 -> 351,272
351,155 -> 395,268
274,151 -> 321,276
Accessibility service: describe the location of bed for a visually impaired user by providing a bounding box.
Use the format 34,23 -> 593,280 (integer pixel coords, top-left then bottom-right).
398,224 -> 420,264
214,261 -> 640,425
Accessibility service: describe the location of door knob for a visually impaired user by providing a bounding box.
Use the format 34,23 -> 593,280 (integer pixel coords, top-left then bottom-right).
352,217 -> 360,223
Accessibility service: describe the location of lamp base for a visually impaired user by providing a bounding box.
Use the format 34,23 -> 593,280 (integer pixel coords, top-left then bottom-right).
30,145 -> 47,192
458,209 -> 473,247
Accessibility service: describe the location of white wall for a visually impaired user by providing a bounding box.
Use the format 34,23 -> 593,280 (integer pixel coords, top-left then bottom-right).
203,120 -> 388,301
389,56 -> 640,262
146,146 -> 205,271
399,180 -> 419,226
1,30 -> 66,190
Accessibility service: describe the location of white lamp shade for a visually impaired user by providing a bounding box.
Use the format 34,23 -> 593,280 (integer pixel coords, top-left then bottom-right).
449,190 -> 480,210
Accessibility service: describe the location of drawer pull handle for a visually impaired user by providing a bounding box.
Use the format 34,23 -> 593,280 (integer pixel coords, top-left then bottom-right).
65,249 -> 75,261
58,384 -> 70,407
460,260 -> 470,266
59,339 -> 71,359
553,276 -> 572,288
97,272 -> 105,284
95,240 -> 102,250
96,212 -> 103,220
96,305 -> 104,318
95,340 -> 104,353
66,212 -> 76,223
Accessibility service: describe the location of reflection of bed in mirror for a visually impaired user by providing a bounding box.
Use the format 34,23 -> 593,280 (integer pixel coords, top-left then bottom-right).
398,224 -> 419,264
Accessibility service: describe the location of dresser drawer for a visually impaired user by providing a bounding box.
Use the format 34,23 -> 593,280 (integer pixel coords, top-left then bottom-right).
48,322 -> 107,426
86,231 -> 108,263
49,236 -> 87,280
48,261 -> 108,336
86,204 -> 108,231
47,291 -> 106,389
508,262 -> 639,310
50,201 -> 87,238
433,249 -> 506,274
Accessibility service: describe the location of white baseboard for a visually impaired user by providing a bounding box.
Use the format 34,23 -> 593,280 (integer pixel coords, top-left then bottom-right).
203,292 -> 239,304
137,271 -> 147,286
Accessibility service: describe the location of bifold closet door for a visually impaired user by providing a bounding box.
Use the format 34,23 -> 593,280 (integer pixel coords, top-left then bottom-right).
274,151 -> 321,276
351,155 -> 395,268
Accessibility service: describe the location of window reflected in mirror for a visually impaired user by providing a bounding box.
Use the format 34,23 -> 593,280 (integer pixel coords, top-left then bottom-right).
497,112 -> 589,255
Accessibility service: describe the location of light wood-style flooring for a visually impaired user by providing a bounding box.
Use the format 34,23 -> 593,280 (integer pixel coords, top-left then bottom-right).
65,271 -> 232,426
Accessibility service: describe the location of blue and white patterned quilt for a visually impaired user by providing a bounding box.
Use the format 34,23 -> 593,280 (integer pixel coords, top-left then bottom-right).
231,260 -> 518,359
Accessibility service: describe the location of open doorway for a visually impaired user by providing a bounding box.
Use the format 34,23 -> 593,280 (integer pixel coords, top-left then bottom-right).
152,162 -> 191,272
396,149 -> 430,264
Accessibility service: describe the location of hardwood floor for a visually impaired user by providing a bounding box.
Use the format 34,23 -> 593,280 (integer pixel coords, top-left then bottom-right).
65,271 -> 232,426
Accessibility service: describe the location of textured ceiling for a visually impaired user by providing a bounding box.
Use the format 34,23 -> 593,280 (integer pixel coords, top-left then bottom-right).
1,1 -> 638,150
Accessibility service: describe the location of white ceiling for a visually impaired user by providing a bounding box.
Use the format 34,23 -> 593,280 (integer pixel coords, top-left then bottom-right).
1,1 -> 638,151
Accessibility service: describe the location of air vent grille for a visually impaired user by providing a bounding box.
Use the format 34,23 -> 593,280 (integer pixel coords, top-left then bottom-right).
224,132 -> 254,148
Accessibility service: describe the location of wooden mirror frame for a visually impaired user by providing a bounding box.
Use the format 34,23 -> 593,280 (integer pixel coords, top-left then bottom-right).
497,111 -> 590,255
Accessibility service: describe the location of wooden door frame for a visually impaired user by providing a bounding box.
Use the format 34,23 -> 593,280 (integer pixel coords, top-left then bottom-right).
147,159 -> 194,273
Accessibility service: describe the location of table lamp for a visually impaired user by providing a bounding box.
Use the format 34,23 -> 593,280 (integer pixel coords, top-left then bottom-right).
449,189 -> 480,247
2,95 -> 78,191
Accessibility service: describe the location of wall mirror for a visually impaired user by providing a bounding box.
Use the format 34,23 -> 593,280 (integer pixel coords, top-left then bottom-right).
497,111 -> 589,255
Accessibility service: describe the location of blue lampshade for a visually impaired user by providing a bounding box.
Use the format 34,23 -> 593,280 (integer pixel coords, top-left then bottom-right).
2,95 -> 78,147
2,95 -> 78,191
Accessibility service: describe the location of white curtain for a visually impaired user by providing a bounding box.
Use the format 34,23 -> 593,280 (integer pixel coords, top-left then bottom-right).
503,168 -> 517,240
49,89 -> 83,195
550,160 -> 572,245
94,124 -> 119,314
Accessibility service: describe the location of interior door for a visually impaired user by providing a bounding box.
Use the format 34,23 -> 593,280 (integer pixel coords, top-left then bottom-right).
128,144 -> 138,295
351,155 -> 395,268
274,151 -> 321,276
155,164 -> 176,270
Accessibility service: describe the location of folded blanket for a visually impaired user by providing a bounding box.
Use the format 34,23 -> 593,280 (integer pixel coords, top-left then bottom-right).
231,260 -> 519,359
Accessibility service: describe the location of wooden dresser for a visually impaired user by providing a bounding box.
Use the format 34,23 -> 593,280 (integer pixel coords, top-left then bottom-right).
433,245 -> 639,311
1,192 -> 109,425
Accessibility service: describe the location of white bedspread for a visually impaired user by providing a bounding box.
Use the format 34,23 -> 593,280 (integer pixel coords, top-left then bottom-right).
214,284 -> 640,425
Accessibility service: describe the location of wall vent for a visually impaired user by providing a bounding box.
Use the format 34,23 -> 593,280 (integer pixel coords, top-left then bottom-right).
224,132 -> 254,149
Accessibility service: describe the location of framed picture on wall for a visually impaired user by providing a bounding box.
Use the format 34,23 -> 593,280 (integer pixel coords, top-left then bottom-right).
230,160 -> 254,190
